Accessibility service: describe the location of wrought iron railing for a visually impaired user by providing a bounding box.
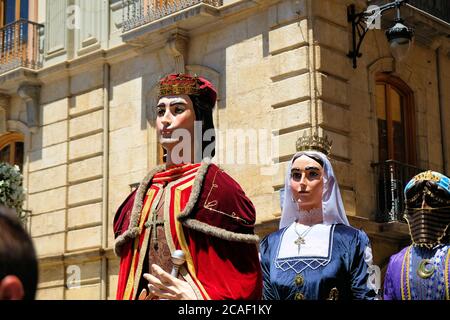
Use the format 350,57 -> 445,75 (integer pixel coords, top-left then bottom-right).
371,160 -> 423,223
122,0 -> 223,32
0,19 -> 44,75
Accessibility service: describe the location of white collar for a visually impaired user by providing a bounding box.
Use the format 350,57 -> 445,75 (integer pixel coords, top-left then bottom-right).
277,222 -> 333,259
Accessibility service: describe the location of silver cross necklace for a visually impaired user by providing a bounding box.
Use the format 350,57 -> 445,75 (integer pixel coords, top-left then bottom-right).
294,223 -> 314,254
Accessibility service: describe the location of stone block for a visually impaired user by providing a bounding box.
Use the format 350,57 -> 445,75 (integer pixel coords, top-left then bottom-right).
41,98 -> 69,126
109,145 -> 147,177
268,0 -> 306,28
312,0 -> 348,27
68,202 -> 102,229
331,160 -> 354,189
66,226 -> 102,251
110,102 -> 137,131
109,126 -> 146,154
70,70 -> 103,97
277,129 -> 309,161
314,18 -> 348,53
30,210 -> 66,237
33,232 -> 65,257
65,283 -> 100,300
316,73 -> 348,106
316,45 -> 350,79
323,130 -> 350,160
69,133 -> 103,161
341,188 -> 356,217
37,264 -> 64,289
36,287 -> 64,300
271,160 -> 289,188
29,143 -> 68,172
32,121 -> 68,150
269,46 -> 309,79
69,110 -> 104,138
40,79 -> 69,105
270,73 -> 310,108
272,100 -> 310,132
68,260 -> 101,284
28,165 -> 67,193
69,88 -> 103,117
318,100 -> 350,133
28,187 -> 66,214
107,258 -> 120,300
268,20 -> 308,54
68,179 -> 103,206
68,156 -> 103,183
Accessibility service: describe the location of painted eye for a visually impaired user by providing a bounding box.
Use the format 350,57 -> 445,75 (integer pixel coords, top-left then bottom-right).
175,106 -> 185,114
156,108 -> 165,117
309,171 -> 319,178
291,172 -> 302,182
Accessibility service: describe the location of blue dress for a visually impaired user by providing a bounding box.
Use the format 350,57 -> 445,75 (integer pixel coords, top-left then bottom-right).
260,223 -> 377,300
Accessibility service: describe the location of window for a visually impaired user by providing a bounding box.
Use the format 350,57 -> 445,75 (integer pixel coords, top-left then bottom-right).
375,73 -> 416,165
0,132 -> 25,171
0,0 -> 28,27
0,0 -> 30,66
374,73 -> 417,221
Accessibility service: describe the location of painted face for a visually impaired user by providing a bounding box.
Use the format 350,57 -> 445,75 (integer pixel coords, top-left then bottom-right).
290,155 -> 324,211
155,95 -> 195,152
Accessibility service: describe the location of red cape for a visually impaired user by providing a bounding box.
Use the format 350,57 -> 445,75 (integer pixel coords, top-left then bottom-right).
113,160 -> 262,300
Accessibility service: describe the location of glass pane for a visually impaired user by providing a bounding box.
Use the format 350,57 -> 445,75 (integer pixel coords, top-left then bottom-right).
376,84 -> 386,120
378,119 -> 388,162
4,0 -> 16,25
390,88 -> 403,122
389,87 -> 405,162
14,141 -> 24,171
393,120 -> 406,162
0,144 -> 11,163
20,0 -> 29,20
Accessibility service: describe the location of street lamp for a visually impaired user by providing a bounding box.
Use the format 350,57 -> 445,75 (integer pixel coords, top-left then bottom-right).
347,0 -> 414,68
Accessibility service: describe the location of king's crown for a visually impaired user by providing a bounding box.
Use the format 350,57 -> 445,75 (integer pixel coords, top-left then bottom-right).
296,132 -> 332,156
159,74 -> 201,97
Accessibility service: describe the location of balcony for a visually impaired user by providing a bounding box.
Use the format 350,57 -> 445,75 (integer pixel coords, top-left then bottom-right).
408,0 -> 449,23
122,0 -> 223,32
371,160 -> 423,223
0,19 -> 44,75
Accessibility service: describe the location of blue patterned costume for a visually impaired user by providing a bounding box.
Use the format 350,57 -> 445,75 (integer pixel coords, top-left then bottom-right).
260,223 -> 377,300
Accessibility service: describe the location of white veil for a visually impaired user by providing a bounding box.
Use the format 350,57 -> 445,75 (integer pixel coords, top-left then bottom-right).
279,151 -> 350,229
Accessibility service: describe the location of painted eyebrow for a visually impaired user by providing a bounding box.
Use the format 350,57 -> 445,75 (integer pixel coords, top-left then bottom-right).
169,100 -> 187,106
156,100 -> 187,108
291,166 -> 320,173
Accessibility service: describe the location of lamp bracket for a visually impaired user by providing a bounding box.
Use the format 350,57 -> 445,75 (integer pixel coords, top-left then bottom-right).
347,0 -> 408,68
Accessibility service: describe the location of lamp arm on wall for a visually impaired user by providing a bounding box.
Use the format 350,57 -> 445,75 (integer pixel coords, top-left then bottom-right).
347,0 -> 409,68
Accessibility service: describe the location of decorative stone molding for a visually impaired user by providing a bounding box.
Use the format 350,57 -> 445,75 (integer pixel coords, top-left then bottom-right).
17,84 -> 41,133
0,94 -> 10,135
164,32 -> 189,74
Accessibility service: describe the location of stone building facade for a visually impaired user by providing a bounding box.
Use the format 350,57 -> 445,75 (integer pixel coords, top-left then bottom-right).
0,0 -> 448,299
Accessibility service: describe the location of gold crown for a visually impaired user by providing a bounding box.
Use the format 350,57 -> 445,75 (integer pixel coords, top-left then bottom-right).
159,74 -> 201,97
296,132 -> 332,156
413,170 -> 441,183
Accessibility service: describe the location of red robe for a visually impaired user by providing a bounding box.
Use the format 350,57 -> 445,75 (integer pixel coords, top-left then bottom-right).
113,159 -> 262,300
